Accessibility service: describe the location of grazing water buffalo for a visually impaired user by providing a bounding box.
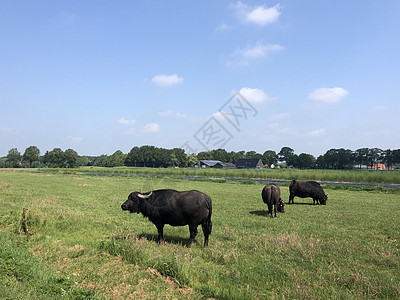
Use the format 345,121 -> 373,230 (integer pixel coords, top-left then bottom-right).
261,183 -> 285,218
121,189 -> 212,247
289,180 -> 327,205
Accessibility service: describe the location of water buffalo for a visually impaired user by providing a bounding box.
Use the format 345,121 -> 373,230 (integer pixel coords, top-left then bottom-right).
261,183 -> 284,218
121,189 -> 212,247
289,180 -> 327,205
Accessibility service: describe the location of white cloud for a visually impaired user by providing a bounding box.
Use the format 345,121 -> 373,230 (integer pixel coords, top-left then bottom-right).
0,127 -> 14,135
268,122 -> 280,129
225,42 -> 284,66
302,87 -> 348,108
159,110 -> 189,120
307,129 -> 326,137
67,136 -> 83,142
232,2 -> 281,26
118,117 -> 136,126
151,74 -> 183,87
212,111 -> 227,121
238,87 -> 276,103
215,23 -> 230,31
308,87 -> 348,104
144,123 -> 160,133
271,112 -> 290,120
246,4 -> 281,26
243,43 -> 283,58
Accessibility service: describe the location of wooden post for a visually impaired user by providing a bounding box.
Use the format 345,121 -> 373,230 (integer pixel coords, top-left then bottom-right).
22,208 -> 28,235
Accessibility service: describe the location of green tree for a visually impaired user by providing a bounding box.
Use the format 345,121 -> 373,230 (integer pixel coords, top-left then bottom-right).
7,148 -> 21,167
64,149 -> 79,168
367,148 -> 383,168
229,151 -> 245,163
93,155 -> 109,167
187,153 -> 198,166
141,145 -> 157,167
212,149 -> 229,162
23,146 -> 40,167
197,151 -> 213,160
288,154 -> 299,167
109,150 -> 127,167
316,155 -> 327,169
262,150 -> 277,167
171,148 -> 187,167
392,149 -> 400,166
125,147 -> 142,167
296,153 -> 316,169
169,153 -> 179,167
77,156 -> 90,166
43,148 -> 65,167
245,151 -> 262,160
323,148 -> 353,169
278,147 -> 295,167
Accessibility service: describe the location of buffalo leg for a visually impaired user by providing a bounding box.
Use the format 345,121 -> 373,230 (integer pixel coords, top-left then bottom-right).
185,224 -> 198,248
267,202 -> 273,218
273,203 -> 277,218
201,218 -> 212,247
156,224 -> 164,244
288,195 -> 294,204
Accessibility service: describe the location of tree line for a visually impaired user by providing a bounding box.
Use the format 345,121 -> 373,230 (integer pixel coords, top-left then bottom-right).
1,145 -> 400,169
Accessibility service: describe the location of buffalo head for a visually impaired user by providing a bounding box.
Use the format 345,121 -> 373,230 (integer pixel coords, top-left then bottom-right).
277,198 -> 285,213
121,191 -> 152,213
320,194 -> 328,205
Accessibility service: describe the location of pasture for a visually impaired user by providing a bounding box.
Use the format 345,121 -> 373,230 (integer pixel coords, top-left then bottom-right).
1,169 -> 399,299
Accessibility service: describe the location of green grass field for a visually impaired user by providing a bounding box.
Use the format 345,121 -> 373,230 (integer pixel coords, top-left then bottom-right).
1,169 -> 399,299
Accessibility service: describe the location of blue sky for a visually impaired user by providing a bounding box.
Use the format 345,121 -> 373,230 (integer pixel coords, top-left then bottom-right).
1,1 -> 399,157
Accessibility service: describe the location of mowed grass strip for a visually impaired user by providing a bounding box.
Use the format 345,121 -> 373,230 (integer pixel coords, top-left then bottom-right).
0,170 -> 399,299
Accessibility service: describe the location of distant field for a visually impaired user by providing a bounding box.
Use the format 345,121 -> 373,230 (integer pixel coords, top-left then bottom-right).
41,166 -> 400,186
1,169 -> 399,299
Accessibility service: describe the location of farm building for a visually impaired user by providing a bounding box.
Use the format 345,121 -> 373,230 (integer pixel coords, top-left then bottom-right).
194,160 -> 236,169
235,159 -> 264,169
372,163 -> 386,170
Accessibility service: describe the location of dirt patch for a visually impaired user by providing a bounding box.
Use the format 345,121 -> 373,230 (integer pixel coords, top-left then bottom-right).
0,182 -> 12,189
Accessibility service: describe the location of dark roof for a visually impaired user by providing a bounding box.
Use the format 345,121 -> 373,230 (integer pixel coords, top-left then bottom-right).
236,159 -> 264,168
214,162 -> 236,168
198,160 -> 222,167
195,160 -> 236,168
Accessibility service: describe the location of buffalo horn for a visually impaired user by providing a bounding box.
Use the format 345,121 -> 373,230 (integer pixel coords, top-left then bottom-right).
137,191 -> 153,199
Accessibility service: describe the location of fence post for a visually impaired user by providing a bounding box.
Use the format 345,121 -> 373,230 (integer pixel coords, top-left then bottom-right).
22,208 -> 28,235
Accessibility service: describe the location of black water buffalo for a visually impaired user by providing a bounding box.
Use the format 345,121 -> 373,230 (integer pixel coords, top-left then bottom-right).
261,183 -> 285,218
289,180 -> 327,205
121,189 -> 212,247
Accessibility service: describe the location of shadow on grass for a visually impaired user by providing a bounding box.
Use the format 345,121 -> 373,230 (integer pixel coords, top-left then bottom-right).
137,233 -> 190,246
287,202 -> 318,205
112,232 -> 194,246
249,210 -> 268,217
249,210 -> 287,217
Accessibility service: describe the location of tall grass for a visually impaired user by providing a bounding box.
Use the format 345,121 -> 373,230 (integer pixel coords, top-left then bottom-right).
41,166 -> 400,185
